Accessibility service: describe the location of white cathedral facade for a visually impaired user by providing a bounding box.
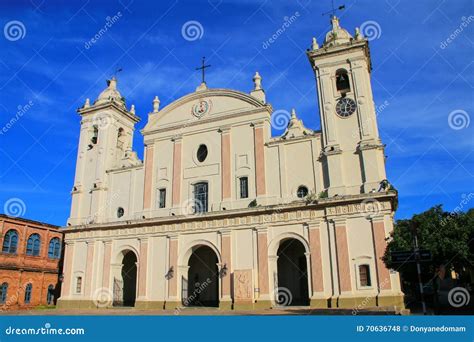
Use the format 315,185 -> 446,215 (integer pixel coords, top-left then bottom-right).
58,17 -> 405,311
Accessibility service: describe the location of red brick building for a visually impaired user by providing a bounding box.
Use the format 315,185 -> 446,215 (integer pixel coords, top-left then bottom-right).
0,214 -> 63,310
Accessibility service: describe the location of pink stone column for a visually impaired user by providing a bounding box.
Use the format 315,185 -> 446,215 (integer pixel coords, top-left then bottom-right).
168,238 -> 178,298
143,145 -> 154,210
371,218 -> 392,290
257,230 -> 269,296
84,241 -> 95,296
221,233 -> 231,297
138,238 -> 148,297
102,241 -> 112,289
253,123 -> 266,196
61,242 -> 74,297
334,224 -> 352,292
309,227 -> 324,292
172,139 -> 182,206
221,129 -> 231,200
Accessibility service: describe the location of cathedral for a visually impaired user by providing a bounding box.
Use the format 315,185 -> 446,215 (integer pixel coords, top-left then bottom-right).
58,16 -> 405,311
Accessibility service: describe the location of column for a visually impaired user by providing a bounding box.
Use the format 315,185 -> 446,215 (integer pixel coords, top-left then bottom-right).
220,231 -> 231,299
84,241 -> 95,297
253,122 -> 266,197
138,238 -> 149,298
370,217 -> 392,290
167,237 -> 178,300
172,137 -> 182,206
61,241 -> 74,298
220,128 -> 231,201
333,219 -> 352,293
143,144 -> 154,210
308,223 -> 324,293
257,228 -> 269,303
102,241 -> 112,289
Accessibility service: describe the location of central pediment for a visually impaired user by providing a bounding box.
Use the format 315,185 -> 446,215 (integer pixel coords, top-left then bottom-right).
142,88 -> 270,135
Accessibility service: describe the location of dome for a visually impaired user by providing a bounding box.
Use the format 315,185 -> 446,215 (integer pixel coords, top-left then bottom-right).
94,77 -> 126,108
323,16 -> 353,47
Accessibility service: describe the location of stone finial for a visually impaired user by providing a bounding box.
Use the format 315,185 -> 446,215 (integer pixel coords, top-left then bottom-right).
153,96 -> 160,113
355,27 -> 362,40
84,98 -> 90,108
108,76 -> 117,90
311,37 -> 319,50
291,108 -> 297,119
253,72 -> 262,90
130,104 -> 135,114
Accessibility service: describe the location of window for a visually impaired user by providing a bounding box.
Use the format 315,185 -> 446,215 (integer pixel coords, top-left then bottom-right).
335,69 -> 350,92
359,264 -> 371,287
24,283 -> 32,304
91,125 -> 99,144
297,186 -> 309,198
76,277 -> 82,294
194,182 -> 208,213
2,230 -> 18,254
48,238 -> 61,259
0,282 -> 8,304
239,177 -> 249,199
196,144 -> 208,163
117,207 -> 125,218
47,284 -> 54,305
26,233 -> 41,256
159,189 -> 166,208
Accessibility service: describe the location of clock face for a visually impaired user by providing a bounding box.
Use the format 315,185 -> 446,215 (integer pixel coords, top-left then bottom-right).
335,98 -> 357,117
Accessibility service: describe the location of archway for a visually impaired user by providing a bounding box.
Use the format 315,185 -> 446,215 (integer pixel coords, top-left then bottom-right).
185,246 -> 219,307
276,239 -> 310,306
114,250 -> 137,307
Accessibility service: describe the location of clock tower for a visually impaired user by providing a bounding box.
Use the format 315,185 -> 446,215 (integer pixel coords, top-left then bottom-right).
307,16 -> 386,196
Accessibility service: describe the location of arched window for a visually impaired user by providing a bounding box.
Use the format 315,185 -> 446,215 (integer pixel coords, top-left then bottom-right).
24,283 -> 32,304
91,125 -> 99,145
47,284 -> 55,305
48,238 -> 61,259
297,186 -> 309,198
335,69 -> 350,92
0,282 -> 8,304
26,234 -> 41,256
2,230 -> 18,254
117,128 -> 125,148
359,264 -> 371,287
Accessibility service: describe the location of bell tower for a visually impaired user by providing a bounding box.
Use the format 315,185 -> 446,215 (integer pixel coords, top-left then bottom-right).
68,77 -> 140,225
307,16 -> 386,196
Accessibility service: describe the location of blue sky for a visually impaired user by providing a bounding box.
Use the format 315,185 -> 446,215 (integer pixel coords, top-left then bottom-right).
0,0 -> 472,226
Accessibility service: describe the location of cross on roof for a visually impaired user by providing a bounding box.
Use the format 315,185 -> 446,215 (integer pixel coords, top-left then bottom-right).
321,0 -> 345,18
195,57 -> 211,84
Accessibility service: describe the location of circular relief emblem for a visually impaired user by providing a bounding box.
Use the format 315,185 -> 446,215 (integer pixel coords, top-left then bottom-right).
335,97 -> 357,118
192,99 -> 212,118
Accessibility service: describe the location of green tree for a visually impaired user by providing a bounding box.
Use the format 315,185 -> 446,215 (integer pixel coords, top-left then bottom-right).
383,205 -> 474,280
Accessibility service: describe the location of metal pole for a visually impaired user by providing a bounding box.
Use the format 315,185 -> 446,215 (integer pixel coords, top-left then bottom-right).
413,234 -> 427,315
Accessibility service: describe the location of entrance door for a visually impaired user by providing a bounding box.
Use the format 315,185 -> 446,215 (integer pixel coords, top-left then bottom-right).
186,246 -> 219,307
121,251 -> 137,307
276,239 -> 310,306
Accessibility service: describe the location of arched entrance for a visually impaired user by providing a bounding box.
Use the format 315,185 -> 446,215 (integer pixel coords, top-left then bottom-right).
114,250 -> 137,307
185,246 -> 219,307
276,239 -> 310,306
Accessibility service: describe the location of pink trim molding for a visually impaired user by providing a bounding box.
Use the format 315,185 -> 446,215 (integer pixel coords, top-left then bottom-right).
335,225 -> 352,292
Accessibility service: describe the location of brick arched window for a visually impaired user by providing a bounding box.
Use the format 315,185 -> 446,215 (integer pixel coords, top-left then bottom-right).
26,233 -> 41,256
2,230 -> 18,254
